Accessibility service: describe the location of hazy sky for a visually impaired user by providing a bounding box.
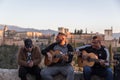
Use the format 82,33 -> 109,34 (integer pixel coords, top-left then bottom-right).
0,0 -> 120,33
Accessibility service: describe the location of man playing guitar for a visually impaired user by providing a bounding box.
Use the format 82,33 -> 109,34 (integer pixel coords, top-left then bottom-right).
40,32 -> 74,80
76,35 -> 113,80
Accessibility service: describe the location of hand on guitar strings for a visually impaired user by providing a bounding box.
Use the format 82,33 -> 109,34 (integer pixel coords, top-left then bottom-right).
99,59 -> 109,66
47,52 -> 52,62
61,54 -> 69,61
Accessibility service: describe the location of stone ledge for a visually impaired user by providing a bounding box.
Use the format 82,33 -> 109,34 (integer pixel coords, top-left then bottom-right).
0,69 -> 83,80
0,69 -> 104,80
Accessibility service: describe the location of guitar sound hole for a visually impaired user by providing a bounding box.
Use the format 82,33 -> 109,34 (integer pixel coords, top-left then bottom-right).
87,57 -> 91,62
81,60 -> 83,63
54,55 -> 57,58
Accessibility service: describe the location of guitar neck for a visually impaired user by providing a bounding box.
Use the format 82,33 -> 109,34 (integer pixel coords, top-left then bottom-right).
88,58 -> 100,62
89,58 -> 117,64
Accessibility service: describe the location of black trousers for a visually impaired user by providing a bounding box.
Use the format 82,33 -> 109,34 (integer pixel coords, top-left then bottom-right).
114,66 -> 120,80
18,66 -> 41,80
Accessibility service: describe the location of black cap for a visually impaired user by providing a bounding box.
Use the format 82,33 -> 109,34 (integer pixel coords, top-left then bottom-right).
24,39 -> 32,48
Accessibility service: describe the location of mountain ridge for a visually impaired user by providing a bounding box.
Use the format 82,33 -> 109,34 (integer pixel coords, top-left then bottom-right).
0,24 -> 120,39
0,24 -> 58,35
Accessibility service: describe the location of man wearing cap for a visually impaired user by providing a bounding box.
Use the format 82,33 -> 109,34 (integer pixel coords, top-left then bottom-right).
18,38 -> 41,80
40,32 -> 74,80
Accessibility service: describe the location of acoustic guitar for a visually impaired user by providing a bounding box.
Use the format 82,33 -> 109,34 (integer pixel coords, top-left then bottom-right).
77,50 -> 119,67
44,50 -> 68,66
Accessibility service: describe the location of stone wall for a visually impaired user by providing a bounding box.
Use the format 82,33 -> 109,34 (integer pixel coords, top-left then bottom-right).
0,69 -> 83,80
0,69 -> 20,80
0,69 -> 104,80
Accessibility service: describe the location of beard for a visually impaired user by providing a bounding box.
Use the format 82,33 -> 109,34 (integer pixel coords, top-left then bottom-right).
56,39 -> 62,44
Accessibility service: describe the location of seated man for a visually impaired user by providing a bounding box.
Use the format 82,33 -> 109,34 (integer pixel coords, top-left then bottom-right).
76,36 -> 113,80
40,32 -> 74,80
17,38 -> 41,80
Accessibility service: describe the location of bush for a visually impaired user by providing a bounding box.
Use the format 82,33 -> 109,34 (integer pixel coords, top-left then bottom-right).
117,47 -> 120,52
0,45 -> 19,69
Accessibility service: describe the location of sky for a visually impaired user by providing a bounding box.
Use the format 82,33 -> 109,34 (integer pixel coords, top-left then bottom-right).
0,0 -> 120,33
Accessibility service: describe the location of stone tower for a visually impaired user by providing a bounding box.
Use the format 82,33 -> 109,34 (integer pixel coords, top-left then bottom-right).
104,27 -> 113,40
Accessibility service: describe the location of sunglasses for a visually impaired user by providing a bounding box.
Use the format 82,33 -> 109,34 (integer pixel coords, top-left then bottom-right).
25,45 -> 32,48
92,41 -> 99,44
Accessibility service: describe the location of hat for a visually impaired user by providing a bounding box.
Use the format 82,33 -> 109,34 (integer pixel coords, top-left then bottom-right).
24,39 -> 32,48
58,32 -> 67,37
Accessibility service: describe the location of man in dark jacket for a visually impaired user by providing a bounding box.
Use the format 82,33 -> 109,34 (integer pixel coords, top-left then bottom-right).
76,36 -> 113,80
40,32 -> 74,80
18,38 -> 41,80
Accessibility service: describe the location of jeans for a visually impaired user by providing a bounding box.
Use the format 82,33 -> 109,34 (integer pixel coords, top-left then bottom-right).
40,65 -> 74,80
18,66 -> 41,80
83,66 -> 113,80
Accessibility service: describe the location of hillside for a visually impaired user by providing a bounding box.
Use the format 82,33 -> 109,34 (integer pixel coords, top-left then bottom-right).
0,24 -> 58,35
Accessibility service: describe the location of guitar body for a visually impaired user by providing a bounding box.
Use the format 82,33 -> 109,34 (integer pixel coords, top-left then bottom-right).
78,50 -> 98,67
82,53 -> 98,67
77,50 -> 119,67
44,50 -> 61,66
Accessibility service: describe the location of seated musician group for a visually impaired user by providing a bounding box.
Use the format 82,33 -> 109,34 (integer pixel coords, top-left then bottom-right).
17,32 -> 114,80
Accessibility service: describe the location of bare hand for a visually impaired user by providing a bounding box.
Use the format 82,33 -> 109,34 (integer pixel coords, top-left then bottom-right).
47,52 -> 52,62
75,51 -> 81,56
99,60 -> 105,66
62,54 -> 68,61
82,54 -> 88,60
28,61 -> 34,67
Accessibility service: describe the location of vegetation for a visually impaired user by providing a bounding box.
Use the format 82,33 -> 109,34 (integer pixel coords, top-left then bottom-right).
0,45 -> 19,69
117,47 -> 120,52
74,29 -> 83,34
